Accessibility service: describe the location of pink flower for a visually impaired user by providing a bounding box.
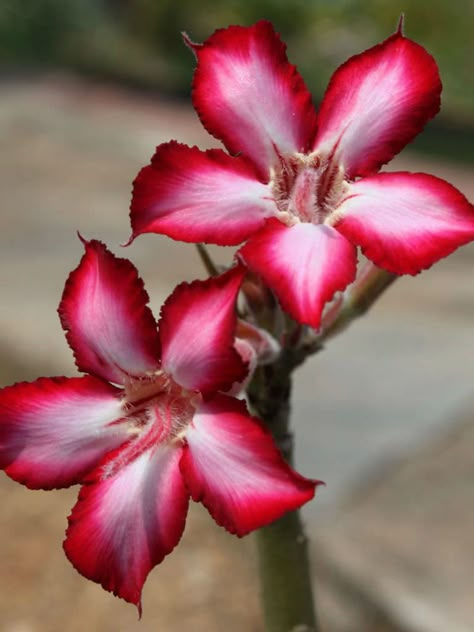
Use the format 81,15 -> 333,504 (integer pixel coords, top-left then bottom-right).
129,20 -> 474,328
0,240 -> 317,610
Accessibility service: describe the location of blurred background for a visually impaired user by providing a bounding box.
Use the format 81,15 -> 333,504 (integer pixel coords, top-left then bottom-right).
0,1 -> 473,630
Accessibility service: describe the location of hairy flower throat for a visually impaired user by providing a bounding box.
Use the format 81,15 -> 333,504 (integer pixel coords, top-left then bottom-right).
123,371 -> 197,442
271,153 -> 348,227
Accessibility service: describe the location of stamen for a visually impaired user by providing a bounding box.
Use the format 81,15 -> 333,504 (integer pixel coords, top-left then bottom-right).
123,370 -> 169,406
270,147 -> 348,227
122,372 -> 199,444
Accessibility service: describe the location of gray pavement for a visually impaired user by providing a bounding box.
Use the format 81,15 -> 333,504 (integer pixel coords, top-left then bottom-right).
1,74 -> 474,630
316,402 -> 474,632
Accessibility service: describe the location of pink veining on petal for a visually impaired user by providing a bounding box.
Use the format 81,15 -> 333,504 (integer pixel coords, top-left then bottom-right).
239,219 -> 358,328
181,394 -> 319,536
188,20 -> 317,179
313,27 -> 441,178
59,239 -> 160,385
334,172 -> 474,274
129,142 -> 276,245
0,376 -> 128,490
159,266 -> 248,395
64,435 -> 188,611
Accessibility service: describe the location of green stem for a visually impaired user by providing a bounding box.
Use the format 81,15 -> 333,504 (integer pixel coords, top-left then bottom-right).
248,355 -> 319,632
256,512 -> 317,632
246,265 -> 396,630
321,264 -> 397,341
195,243 -> 219,276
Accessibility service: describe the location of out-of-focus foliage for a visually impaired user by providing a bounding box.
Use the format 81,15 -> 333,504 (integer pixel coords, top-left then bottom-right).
0,0 -> 101,61
1,0 -> 473,125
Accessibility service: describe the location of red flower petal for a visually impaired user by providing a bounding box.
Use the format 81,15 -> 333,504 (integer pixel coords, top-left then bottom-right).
64,438 -> 188,611
335,172 -> 474,274
0,376 -> 128,489
188,21 -> 317,179
129,142 -> 276,245
59,240 -> 160,385
239,219 -> 357,328
181,394 -> 319,536
313,26 -> 441,178
159,266 -> 248,396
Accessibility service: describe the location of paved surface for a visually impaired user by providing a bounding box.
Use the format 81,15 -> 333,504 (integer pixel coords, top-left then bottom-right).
0,75 -> 473,630
317,402 -> 474,632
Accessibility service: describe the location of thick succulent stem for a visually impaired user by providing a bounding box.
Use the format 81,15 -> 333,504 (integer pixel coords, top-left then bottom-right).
246,264 -> 397,630
248,354 -> 319,632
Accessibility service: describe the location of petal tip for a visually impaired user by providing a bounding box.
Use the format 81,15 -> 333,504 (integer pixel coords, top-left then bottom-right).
63,531 -> 145,611
182,31 -> 201,54
77,231 -> 88,246
396,13 -> 405,36
121,233 -> 135,248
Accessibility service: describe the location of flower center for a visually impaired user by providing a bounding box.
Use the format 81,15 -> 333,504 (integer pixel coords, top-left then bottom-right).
122,371 -> 197,444
270,152 -> 347,226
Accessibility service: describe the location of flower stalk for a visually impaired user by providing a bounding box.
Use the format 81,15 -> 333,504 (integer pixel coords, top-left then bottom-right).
248,353 -> 320,632
195,242 -> 220,277
256,509 -> 318,632
320,263 -> 397,340
247,263 -> 397,631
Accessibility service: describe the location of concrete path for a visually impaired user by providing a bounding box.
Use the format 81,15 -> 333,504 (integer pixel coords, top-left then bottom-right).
316,402 -> 474,632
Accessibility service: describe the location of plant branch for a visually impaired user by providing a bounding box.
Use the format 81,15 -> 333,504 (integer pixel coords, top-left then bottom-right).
320,263 -> 397,341
248,353 -> 319,632
195,243 -> 219,276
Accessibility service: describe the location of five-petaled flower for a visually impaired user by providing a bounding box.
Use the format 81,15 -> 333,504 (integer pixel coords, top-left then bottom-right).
0,240 -> 317,610
129,20 -> 474,328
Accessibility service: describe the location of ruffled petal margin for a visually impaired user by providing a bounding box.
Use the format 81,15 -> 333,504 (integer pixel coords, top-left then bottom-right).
59,240 -> 160,385
159,266 -> 248,395
129,142 -> 276,245
313,25 -> 441,178
187,21 -> 317,179
334,172 -> 474,274
64,439 -> 188,612
0,376 -> 128,489
181,394 -> 319,536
